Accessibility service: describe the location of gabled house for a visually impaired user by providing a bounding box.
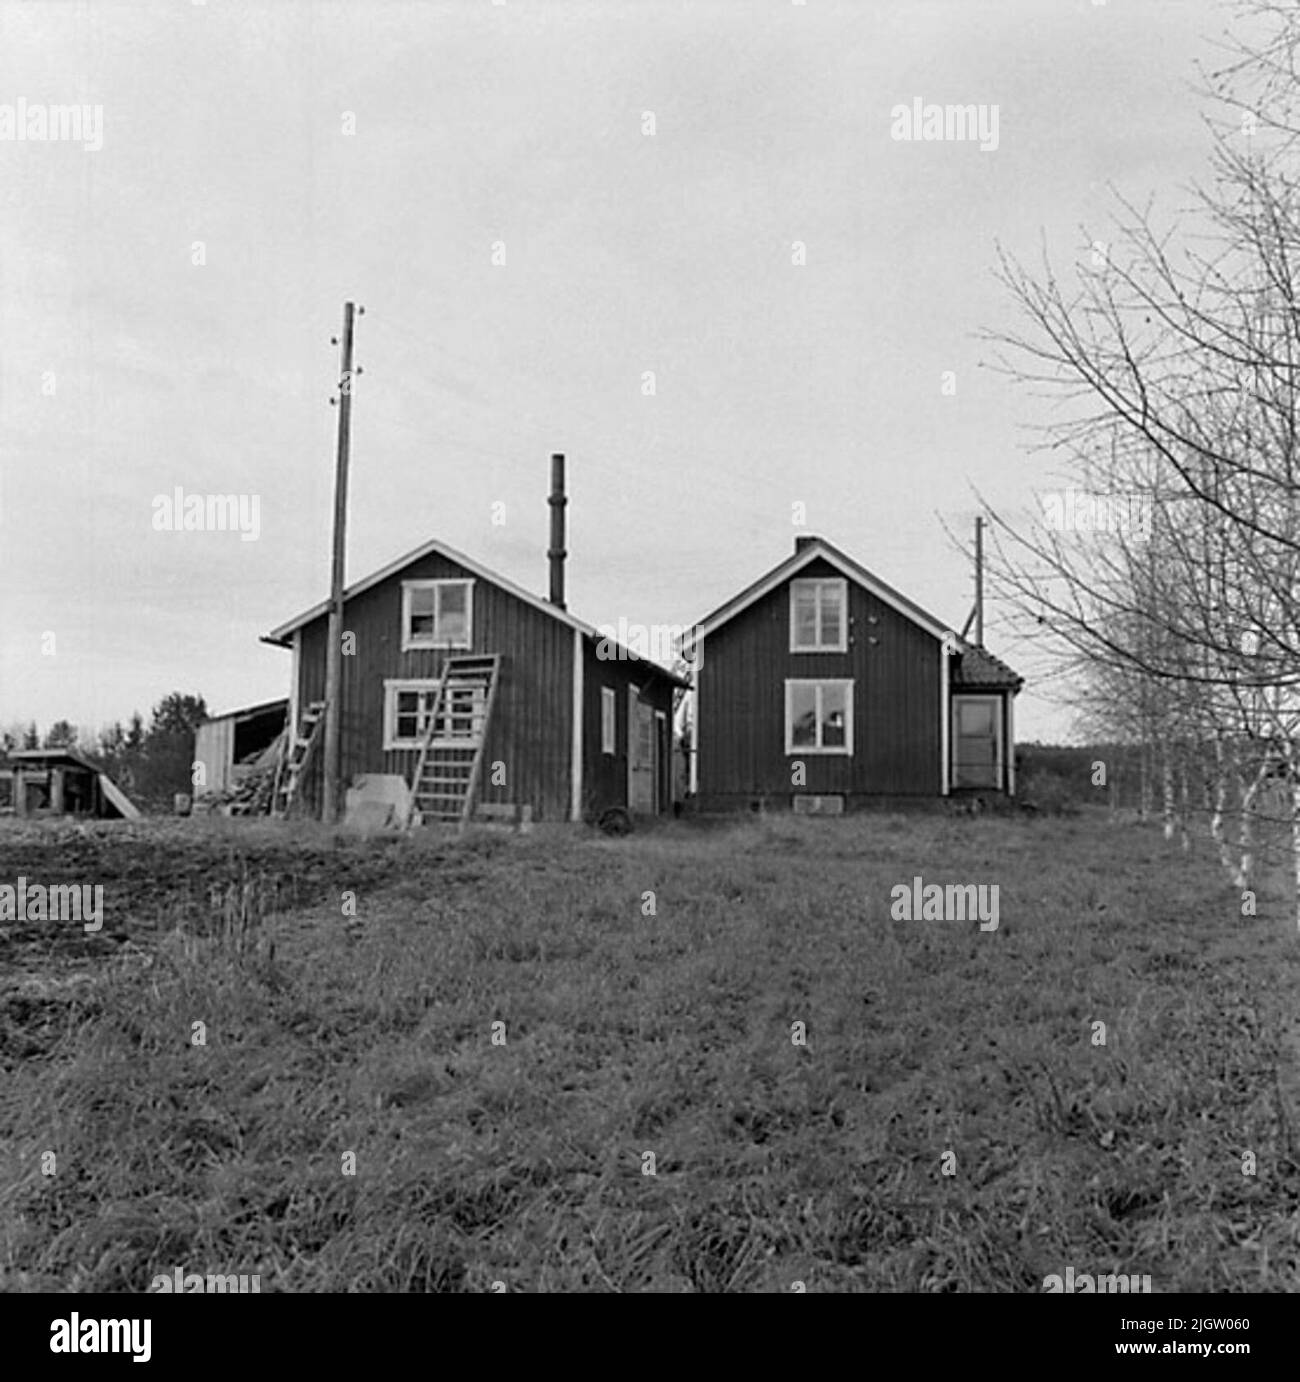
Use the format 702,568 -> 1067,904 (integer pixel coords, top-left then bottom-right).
261,463 -> 684,825
687,535 -> 1023,811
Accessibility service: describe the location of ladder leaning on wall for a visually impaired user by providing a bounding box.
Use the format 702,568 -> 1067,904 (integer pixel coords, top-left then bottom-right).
404,654 -> 500,831
271,700 -> 326,818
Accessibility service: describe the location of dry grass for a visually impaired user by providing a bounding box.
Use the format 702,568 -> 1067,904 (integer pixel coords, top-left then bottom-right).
1,809 -> 1298,1292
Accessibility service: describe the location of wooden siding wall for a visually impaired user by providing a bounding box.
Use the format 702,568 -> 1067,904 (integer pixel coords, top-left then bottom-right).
581,644 -> 676,818
194,718 -> 234,795
699,557 -> 941,804
296,552 -> 575,820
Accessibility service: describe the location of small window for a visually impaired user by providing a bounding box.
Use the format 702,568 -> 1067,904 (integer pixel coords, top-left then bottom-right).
402,579 -> 473,651
601,687 -> 616,754
384,680 -> 442,750
790,579 -> 847,652
785,679 -> 853,755
384,677 -> 486,750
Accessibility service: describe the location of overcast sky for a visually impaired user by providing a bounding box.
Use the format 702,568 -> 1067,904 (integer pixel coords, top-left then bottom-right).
0,0 -> 1236,742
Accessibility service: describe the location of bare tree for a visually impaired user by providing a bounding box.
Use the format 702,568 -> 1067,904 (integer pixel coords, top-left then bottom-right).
982,1 -> 1300,916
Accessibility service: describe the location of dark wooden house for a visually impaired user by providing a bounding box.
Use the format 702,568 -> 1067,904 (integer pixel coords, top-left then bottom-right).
262,530 -> 684,825
687,535 -> 1023,811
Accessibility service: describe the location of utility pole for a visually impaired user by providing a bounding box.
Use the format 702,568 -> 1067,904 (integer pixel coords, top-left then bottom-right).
974,515 -> 984,647
323,301 -> 361,824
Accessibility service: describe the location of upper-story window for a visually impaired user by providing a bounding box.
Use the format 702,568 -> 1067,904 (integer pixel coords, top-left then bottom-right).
402,579 -> 473,651
789,578 -> 847,652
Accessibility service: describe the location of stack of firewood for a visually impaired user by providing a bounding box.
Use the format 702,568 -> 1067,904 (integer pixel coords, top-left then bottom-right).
196,761 -> 280,816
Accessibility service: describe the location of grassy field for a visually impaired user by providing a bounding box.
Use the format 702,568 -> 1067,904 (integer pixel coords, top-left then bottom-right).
2,808 -> 1299,1292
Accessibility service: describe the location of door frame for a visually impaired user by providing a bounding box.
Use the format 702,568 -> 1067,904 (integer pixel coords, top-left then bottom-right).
950,692 -> 1004,790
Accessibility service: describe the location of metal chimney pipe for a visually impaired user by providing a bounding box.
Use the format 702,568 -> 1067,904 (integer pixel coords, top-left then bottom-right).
548,453 -> 567,609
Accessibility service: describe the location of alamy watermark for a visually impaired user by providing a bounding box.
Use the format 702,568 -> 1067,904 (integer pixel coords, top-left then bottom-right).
152,487 -> 261,541
50,1316 -> 150,1362
889,875 -> 999,931
890,98 -> 999,152
150,1266 -> 261,1293
0,98 -> 103,151
1043,1265 -> 1152,1293
1041,489 -> 1152,541
0,877 -> 103,932
595,619 -> 698,665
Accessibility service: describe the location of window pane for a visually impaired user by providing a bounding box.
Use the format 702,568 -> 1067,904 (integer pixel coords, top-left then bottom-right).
396,690 -> 419,739
818,586 -> 842,646
409,587 -> 435,639
790,684 -> 817,746
820,683 -> 847,747
449,687 -> 477,735
437,585 -> 469,644
959,701 -> 994,734
417,690 -> 439,737
793,585 -> 818,646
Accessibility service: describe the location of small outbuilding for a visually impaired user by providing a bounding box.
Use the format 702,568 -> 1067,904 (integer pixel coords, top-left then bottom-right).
1,749 -> 141,819
193,698 -> 289,800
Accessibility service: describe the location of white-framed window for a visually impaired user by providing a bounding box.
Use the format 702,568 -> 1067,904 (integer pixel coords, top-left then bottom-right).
601,686 -> 617,754
402,579 -> 473,651
785,679 -> 854,755
789,578 -> 848,652
384,679 -> 442,750
383,677 -> 487,750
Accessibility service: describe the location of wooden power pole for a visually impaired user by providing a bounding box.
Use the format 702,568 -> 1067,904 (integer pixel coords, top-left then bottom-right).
974,515 -> 984,647
323,301 -> 360,824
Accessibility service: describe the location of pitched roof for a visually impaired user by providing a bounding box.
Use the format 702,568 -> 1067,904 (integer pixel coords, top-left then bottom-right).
262,536 -> 687,687
693,537 -> 953,642
952,645 -> 1023,690
690,535 -> 1023,690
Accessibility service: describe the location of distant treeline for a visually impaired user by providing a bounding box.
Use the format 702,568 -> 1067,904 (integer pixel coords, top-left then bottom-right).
1017,742 -> 1146,812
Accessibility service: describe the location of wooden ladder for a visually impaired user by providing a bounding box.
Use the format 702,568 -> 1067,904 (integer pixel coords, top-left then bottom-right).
405,655 -> 501,830
272,700 -> 326,818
